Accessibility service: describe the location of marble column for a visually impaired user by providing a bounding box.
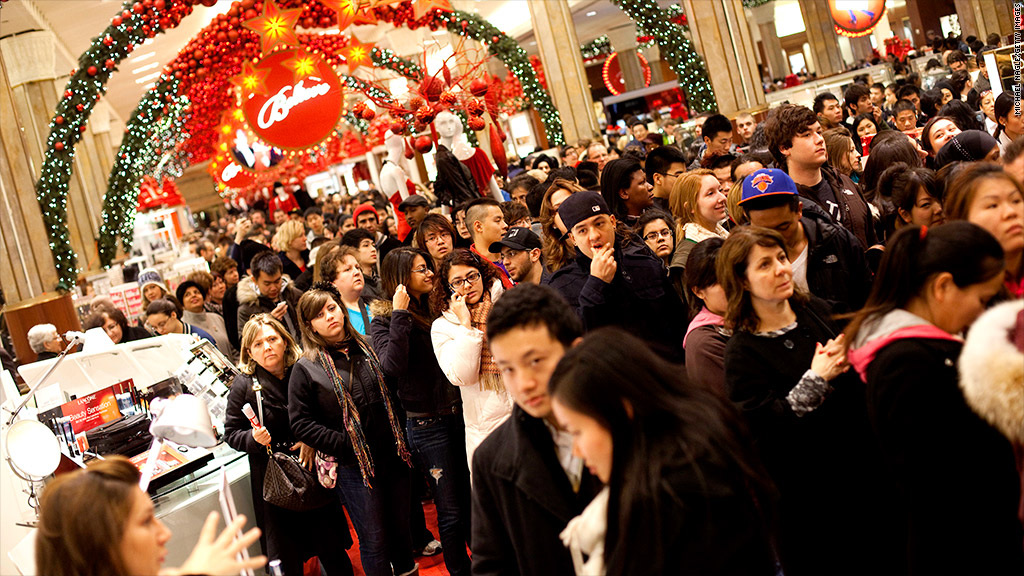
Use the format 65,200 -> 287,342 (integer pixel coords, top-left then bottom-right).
527,0 -> 600,145
751,2 -> 790,80
607,23 -> 646,93
798,0 -> 844,77
953,0 -> 1017,44
682,0 -> 766,115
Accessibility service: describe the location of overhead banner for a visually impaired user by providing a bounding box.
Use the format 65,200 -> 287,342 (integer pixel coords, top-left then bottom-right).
239,49 -> 344,151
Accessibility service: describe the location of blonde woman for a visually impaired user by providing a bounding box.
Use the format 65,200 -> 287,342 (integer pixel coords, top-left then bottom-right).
273,219 -> 308,279
669,169 -> 729,274
539,178 -> 586,273
222,313 -> 354,576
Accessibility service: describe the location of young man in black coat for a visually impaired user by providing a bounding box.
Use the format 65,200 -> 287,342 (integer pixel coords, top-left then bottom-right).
547,191 -> 686,362
472,284 -> 602,576
741,169 -> 873,313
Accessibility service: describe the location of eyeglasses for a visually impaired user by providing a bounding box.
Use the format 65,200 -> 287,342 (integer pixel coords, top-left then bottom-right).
449,271 -> 481,289
643,229 -> 673,242
411,266 -> 431,275
657,171 -> 686,178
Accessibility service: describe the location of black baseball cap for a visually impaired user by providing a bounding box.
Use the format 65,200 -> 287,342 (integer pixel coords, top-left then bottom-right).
556,190 -> 611,232
489,227 -> 542,254
398,194 -> 429,212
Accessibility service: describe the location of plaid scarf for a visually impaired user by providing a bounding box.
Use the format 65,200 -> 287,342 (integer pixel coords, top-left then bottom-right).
316,339 -> 412,488
470,290 -> 504,393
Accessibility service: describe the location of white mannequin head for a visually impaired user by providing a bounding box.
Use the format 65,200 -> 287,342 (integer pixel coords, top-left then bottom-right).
384,130 -> 404,160
435,110 -> 463,140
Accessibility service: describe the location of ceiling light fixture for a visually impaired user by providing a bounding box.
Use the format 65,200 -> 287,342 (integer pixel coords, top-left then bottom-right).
131,62 -> 159,74
130,51 -> 156,63
586,10 -> 597,16
134,72 -> 161,84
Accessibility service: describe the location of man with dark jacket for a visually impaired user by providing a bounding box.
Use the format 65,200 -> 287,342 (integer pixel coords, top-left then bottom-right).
740,168 -> 873,313
548,191 -> 686,362
236,250 -> 304,340
473,284 -> 602,576
765,103 -> 877,250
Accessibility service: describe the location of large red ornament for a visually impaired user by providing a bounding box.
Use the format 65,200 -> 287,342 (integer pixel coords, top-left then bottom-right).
414,135 -> 433,154
829,0 -> 886,37
467,116 -> 485,131
602,52 -> 651,96
241,49 -> 343,151
415,104 -> 436,124
469,77 -> 489,97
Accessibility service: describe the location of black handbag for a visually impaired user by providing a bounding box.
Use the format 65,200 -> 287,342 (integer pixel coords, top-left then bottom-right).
253,377 -> 333,511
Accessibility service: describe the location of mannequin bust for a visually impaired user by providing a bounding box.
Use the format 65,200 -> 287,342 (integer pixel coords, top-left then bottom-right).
435,110 -> 502,201
379,130 -> 410,203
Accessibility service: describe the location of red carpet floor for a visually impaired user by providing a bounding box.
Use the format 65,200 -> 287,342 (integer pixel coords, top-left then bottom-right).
303,501 -> 451,576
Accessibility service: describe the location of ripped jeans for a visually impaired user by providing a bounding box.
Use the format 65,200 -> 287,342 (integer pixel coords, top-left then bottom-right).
407,413 -> 472,576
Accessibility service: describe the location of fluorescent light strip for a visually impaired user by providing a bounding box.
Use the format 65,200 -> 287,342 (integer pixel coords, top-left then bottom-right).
132,62 -> 159,74
130,51 -> 156,63
135,72 -> 161,84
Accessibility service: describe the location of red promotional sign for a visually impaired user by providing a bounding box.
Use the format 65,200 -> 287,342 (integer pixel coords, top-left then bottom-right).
61,383 -> 126,434
829,0 -> 886,38
241,49 -> 343,151
209,153 -> 256,189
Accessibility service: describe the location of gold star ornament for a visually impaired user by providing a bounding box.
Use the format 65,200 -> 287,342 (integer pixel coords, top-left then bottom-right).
242,0 -> 303,55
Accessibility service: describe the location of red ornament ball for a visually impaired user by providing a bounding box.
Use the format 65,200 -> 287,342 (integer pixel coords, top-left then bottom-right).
132,2 -> 144,14
491,35 -> 500,43
79,126 -> 87,133
469,77 -> 489,97
468,116 -> 486,131
112,16 -> 122,26
414,135 -> 433,153
102,35 -> 114,46
55,116 -> 64,124
390,120 -> 407,134
76,104 -> 85,111
359,107 -> 376,121
466,99 -> 485,117
439,90 -> 458,106
54,142 -> 65,151
87,66 -> 98,76
422,77 -> 443,102
64,90 -> 73,98
121,9 -> 131,18
105,59 -> 116,69
415,105 -> 436,124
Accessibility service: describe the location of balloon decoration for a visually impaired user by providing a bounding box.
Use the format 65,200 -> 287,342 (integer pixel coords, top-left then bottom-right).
829,0 -> 886,38
238,49 -> 344,150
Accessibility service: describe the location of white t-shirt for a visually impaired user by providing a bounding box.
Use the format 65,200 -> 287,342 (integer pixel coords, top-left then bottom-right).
792,244 -> 810,294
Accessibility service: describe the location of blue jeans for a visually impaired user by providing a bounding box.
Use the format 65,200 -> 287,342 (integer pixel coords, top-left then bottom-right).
407,414 -> 472,576
335,455 -> 415,576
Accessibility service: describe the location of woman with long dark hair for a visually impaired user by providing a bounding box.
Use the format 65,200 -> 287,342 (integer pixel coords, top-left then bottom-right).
430,249 -> 512,467
846,222 -> 1022,574
877,163 -> 945,230
370,247 -> 472,576
719,226 -> 894,575
224,314 -> 353,576
550,329 -> 776,576
289,283 -> 418,576
994,91 -> 1023,152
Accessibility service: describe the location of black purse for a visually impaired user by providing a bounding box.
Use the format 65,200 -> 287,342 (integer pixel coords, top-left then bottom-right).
253,377 -> 333,511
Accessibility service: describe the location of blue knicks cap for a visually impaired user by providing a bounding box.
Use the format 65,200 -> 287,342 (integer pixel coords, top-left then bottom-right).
739,168 -> 798,205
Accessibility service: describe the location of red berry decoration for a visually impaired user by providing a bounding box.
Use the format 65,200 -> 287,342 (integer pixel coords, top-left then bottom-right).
54,142 -> 64,151
359,107 -> 376,120
466,99 -> 485,117
439,90 -> 458,106
102,35 -> 114,46
112,16 -> 122,26
491,35 -> 500,43
469,77 -> 489,97
415,105 -> 436,124
64,90 -> 73,98
122,9 -> 131,18
87,66 -> 98,76
79,126 -> 87,133
105,59 -> 116,70
133,2 -> 144,14
468,116 -> 486,131
76,104 -> 85,111
390,120 -> 407,134
55,116 -> 64,124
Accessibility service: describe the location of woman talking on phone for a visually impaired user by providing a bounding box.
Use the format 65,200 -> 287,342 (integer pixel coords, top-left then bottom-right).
224,314 -> 353,576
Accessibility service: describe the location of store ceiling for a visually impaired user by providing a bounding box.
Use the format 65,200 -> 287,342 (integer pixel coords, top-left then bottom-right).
0,0 -> 641,129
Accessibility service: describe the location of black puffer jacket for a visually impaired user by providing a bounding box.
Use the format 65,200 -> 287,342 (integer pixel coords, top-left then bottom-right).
548,237 -> 686,362
369,301 -> 461,416
801,204 -> 873,313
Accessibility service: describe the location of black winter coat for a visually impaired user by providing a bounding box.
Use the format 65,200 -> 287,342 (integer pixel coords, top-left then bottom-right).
547,239 -> 686,362
223,367 -> 351,574
724,298 -> 896,575
471,406 -> 602,576
288,346 -> 404,468
801,205 -> 873,313
368,302 -> 461,416
796,164 -> 876,250
866,338 -> 1024,575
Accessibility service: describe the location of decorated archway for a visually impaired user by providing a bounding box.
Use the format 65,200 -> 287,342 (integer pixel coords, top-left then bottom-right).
36,0 -> 712,288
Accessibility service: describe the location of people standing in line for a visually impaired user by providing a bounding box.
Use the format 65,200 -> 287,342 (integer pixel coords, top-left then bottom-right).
550,328 -> 777,576
237,251 -> 304,342
668,169 -> 729,275
274,219 -> 309,280
765,103 -> 876,250
877,163 -> 945,229
475,284 -> 602,576
145,299 -> 217,345
491,227 -> 549,285
464,198 -> 514,287
370,248 -> 472,576
682,237 -> 730,394
718,226 -> 896,575
636,209 -> 676,269
224,314 -> 354,576
600,158 -> 652,227
414,214 -> 457,269
353,203 -> 403,261
319,247 -> 374,336
429,249 -> 513,467
943,162 -> 1024,298
539,179 -> 585,274
549,191 -> 686,362
83,305 -> 153,344
645,146 -> 689,212
289,283 -> 418,576
994,92 -> 1023,153
340,228 -> 385,300
845,223 -> 1023,574
176,279 -> 236,361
